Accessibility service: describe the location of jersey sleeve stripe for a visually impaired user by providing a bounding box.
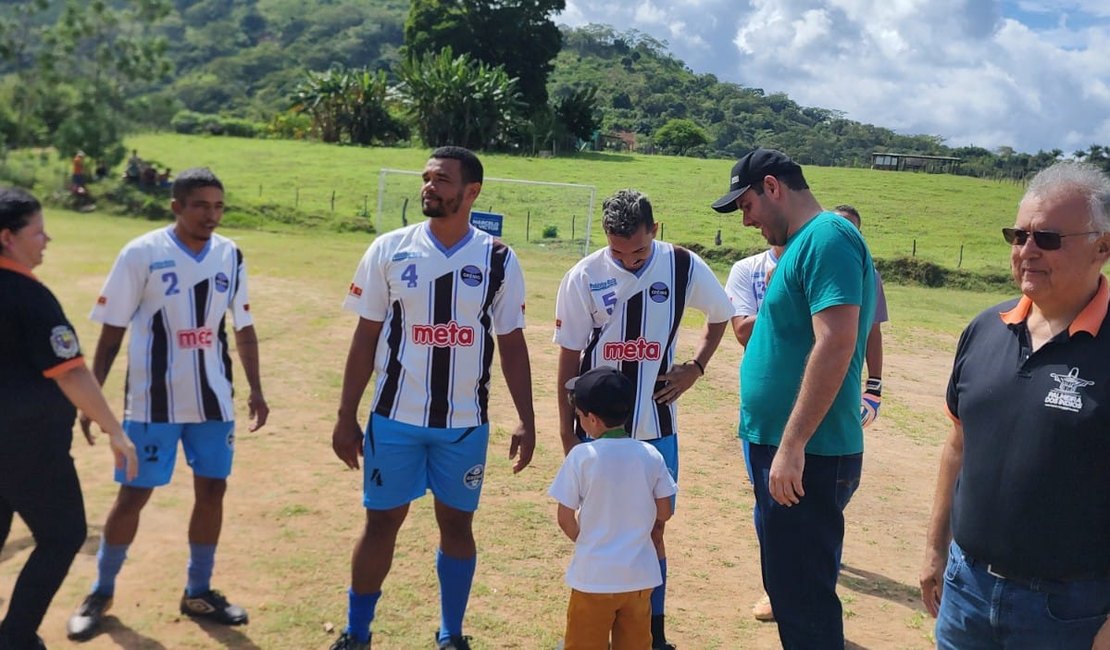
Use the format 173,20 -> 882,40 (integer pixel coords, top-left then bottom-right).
621,292 -> 646,434
41,356 -> 85,379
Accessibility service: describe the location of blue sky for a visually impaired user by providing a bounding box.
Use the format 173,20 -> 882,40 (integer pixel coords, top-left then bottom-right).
556,0 -> 1110,154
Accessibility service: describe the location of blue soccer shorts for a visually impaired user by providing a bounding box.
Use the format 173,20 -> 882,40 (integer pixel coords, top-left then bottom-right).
363,413 -> 490,512
646,434 -> 679,511
117,420 -> 236,488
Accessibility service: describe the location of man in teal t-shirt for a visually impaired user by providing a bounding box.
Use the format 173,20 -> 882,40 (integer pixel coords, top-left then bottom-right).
711,148 -> 874,649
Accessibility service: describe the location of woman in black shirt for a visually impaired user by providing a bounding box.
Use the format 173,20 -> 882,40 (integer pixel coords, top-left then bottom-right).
0,187 -> 137,650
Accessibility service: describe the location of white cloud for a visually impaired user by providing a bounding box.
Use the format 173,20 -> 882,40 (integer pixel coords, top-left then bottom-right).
557,0 -> 1110,152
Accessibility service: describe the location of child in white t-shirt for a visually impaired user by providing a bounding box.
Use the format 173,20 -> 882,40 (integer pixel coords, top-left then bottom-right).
549,366 -> 678,650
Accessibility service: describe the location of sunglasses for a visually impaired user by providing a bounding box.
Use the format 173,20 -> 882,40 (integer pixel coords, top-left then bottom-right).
1001,227 -> 1100,250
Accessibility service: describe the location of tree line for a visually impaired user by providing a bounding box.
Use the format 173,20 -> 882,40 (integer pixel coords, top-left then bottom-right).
2,0 -> 1108,180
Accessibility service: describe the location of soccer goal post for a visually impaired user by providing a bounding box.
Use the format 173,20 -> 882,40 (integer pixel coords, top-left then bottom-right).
376,169 -> 597,256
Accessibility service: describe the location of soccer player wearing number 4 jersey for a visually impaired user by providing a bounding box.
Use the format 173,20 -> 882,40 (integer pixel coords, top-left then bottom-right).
554,189 -> 733,650
67,168 -> 269,640
330,147 -> 536,650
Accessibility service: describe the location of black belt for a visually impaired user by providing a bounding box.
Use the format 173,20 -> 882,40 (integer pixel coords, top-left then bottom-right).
963,552 -> 1110,587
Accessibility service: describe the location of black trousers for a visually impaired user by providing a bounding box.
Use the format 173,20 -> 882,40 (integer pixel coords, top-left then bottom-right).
0,430 -> 86,649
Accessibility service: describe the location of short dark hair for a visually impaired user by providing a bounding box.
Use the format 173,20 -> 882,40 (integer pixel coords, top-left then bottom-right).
431,146 -> 484,185
602,189 -> 654,237
0,187 -> 42,250
749,168 -> 810,195
172,167 -> 224,203
834,204 -> 861,225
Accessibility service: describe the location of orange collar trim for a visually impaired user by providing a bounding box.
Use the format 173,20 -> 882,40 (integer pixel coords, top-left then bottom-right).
0,255 -> 37,281
998,275 -> 1108,336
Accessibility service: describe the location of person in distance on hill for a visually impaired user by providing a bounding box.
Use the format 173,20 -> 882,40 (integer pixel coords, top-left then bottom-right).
554,188 -> 733,650
330,146 -> 536,650
550,366 -> 677,650
921,161 -> 1110,649
67,167 -> 269,640
0,187 -> 138,650
713,148 -> 875,648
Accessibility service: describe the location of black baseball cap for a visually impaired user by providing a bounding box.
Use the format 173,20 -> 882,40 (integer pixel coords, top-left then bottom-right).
565,366 -> 635,422
711,148 -> 802,213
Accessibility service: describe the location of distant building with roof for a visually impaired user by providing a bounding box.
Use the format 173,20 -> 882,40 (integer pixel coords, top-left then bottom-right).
871,152 -> 961,174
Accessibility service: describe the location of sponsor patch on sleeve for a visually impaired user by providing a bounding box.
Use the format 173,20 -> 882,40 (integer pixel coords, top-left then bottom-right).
50,325 -> 80,359
349,283 -> 363,297
97,296 -> 108,305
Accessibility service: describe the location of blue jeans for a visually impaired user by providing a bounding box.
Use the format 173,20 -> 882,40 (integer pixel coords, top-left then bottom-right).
936,541 -> 1110,649
747,443 -> 862,650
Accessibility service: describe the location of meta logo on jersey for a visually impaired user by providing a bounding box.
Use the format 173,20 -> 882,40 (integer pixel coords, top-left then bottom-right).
590,278 -> 618,292
149,260 -> 176,272
460,265 -> 484,287
214,272 -> 230,293
603,337 -> 662,361
649,282 -> 670,303
348,283 -> 363,297
463,464 -> 485,490
412,321 -> 475,347
177,327 -> 215,350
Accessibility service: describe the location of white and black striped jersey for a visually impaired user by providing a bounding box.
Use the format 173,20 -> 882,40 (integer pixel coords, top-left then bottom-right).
343,223 -> 526,429
554,241 -> 733,441
91,227 -> 253,423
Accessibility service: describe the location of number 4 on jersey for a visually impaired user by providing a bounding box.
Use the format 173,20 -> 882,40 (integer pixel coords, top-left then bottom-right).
401,264 -> 418,288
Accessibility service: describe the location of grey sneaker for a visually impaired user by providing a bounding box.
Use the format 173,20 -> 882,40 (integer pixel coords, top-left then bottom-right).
179,589 -> 248,625
66,592 -> 113,640
330,632 -> 371,650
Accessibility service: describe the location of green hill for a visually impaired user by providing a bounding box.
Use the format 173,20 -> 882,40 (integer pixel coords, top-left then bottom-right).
110,133 -> 1022,278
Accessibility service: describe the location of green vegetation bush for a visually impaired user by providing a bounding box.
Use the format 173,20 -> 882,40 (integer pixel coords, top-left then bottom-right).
542,224 -> 559,238
171,111 -> 262,138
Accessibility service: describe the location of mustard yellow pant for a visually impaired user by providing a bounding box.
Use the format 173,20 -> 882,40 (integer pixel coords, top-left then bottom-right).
564,587 -> 653,650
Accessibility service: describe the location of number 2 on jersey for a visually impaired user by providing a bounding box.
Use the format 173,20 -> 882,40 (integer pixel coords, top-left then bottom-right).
401,263 -> 418,288
162,271 -> 180,296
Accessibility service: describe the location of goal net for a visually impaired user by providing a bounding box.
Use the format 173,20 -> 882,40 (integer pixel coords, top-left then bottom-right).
375,169 -> 597,256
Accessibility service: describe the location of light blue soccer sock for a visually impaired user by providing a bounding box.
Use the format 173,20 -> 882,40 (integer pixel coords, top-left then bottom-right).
185,543 -> 217,597
651,558 -> 667,615
436,548 -> 476,642
91,539 -> 128,597
346,588 -> 381,643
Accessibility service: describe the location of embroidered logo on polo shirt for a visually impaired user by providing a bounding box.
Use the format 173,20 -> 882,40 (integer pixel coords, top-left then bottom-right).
50,326 -> 80,359
1044,367 -> 1094,413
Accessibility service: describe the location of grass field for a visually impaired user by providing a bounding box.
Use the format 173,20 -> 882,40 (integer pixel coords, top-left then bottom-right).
0,200 -> 1019,649
7,133 -> 1027,273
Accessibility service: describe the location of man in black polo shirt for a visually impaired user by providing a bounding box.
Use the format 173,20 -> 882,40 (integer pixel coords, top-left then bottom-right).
921,161 -> 1110,649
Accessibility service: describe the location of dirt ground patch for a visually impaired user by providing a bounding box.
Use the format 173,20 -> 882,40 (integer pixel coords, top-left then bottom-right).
3,219 -> 958,649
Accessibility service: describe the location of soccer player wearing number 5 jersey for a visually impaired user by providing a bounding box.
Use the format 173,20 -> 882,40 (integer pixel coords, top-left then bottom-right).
67,168 -> 269,640
330,147 -> 536,650
554,189 -> 733,650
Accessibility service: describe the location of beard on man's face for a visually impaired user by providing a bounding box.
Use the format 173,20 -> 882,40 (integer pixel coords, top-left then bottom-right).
422,189 -> 463,218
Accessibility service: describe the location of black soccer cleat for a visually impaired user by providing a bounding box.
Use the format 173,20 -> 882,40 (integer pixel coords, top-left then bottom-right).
179,589 -> 249,625
66,592 -> 113,641
330,631 -> 371,650
436,633 -> 472,649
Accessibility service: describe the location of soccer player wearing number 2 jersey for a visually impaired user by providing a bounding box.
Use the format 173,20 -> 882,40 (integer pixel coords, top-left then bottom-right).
68,168 -> 269,640
330,147 -> 536,650
554,189 -> 733,650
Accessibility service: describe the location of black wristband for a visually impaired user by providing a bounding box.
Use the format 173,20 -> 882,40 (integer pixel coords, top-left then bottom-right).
865,377 -> 882,396
690,359 -> 705,375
